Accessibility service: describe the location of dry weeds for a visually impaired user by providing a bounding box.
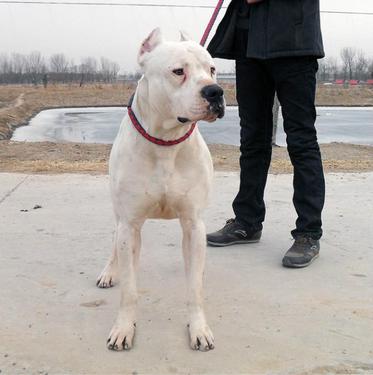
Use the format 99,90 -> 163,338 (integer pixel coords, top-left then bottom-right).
1,141 -> 373,174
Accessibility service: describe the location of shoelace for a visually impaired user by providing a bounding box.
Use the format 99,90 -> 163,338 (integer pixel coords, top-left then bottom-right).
295,236 -> 310,244
294,236 -> 318,251
222,218 -> 237,232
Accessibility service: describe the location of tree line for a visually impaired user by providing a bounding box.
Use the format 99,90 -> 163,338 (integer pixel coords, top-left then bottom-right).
317,47 -> 373,82
1,47 -> 373,86
0,51 -> 121,85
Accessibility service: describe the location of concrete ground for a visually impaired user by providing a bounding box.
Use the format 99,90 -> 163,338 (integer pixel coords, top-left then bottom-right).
0,172 -> 372,375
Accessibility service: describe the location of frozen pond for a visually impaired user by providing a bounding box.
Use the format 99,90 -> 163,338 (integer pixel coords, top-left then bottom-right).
12,106 -> 373,146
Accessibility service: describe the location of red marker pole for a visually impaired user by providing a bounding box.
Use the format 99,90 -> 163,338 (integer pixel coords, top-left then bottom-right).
200,0 -> 225,47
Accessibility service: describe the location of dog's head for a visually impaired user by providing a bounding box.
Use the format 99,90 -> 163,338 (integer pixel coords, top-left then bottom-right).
137,28 -> 225,126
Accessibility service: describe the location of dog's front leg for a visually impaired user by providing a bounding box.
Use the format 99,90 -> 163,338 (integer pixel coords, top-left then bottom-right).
107,220 -> 141,351
96,230 -> 119,288
180,217 -> 214,351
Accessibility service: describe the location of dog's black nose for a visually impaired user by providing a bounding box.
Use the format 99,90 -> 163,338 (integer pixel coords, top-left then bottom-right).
201,84 -> 224,102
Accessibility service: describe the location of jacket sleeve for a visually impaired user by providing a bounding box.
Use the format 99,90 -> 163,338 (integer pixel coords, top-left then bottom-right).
207,0 -> 241,60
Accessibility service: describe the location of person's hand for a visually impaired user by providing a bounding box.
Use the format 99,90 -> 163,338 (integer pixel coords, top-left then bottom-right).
246,0 -> 264,3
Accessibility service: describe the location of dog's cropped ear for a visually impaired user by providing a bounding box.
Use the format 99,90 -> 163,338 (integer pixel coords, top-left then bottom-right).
180,30 -> 192,42
138,28 -> 163,65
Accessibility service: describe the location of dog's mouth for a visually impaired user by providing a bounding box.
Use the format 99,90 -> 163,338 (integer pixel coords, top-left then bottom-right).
201,101 -> 225,123
209,101 -> 225,119
177,102 -> 225,124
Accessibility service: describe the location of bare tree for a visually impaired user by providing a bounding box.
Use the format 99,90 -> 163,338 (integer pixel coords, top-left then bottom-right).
11,53 -> 26,75
110,61 -> 120,82
0,53 -> 11,75
317,59 -> 329,81
80,57 -> 97,75
340,47 -> 356,80
368,59 -> 373,79
100,57 -> 111,82
69,59 -> 77,73
27,51 -> 45,73
24,51 -> 46,84
50,53 -> 69,73
79,57 -> 98,85
327,57 -> 339,81
100,57 -> 120,82
355,50 -> 369,81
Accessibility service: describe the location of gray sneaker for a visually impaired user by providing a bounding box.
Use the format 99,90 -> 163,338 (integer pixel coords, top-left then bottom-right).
207,219 -> 262,247
282,236 -> 320,268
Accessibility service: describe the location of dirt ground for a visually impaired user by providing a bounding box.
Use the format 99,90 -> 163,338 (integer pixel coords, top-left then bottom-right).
0,83 -> 373,174
1,140 -> 373,174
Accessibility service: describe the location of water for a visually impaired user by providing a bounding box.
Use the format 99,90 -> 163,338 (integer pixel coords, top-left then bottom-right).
12,106 -> 373,146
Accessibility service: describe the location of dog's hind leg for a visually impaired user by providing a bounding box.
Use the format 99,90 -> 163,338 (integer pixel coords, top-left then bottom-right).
97,230 -> 119,288
180,217 -> 215,352
107,220 -> 142,351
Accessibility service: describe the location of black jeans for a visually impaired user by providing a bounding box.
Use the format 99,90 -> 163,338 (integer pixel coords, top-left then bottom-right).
233,56 -> 325,240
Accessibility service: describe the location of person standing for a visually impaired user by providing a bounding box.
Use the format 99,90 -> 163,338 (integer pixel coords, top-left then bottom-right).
207,0 -> 325,268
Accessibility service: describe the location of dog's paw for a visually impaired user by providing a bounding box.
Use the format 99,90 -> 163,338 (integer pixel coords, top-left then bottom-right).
96,266 -> 118,289
188,323 -> 215,351
107,321 -> 136,351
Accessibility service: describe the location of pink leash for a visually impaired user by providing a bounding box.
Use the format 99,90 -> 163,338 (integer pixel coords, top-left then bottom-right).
200,0 -> 225,47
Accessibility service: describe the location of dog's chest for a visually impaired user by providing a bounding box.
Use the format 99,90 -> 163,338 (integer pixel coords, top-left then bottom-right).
145,158 -> 188,198
132,156 -> 206,219
111,131 -> 212,219
136,162 -> 187,218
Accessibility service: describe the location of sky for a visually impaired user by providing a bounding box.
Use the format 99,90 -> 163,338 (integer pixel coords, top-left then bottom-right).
0,0 -> 373,73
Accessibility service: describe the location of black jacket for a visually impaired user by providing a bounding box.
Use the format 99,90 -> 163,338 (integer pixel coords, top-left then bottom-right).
208,0 -> 325,60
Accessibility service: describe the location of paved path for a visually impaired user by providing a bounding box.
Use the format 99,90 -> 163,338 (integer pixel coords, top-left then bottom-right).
1,172 -> 373,374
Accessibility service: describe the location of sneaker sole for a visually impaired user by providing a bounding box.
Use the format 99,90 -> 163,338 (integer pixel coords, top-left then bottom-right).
282,254 -> 319,268
207,238 -> 261,247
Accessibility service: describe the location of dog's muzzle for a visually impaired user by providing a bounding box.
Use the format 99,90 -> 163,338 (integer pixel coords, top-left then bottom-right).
201,84 -> 225,119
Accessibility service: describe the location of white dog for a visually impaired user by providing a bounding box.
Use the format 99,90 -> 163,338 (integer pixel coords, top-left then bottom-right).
96,28 -> 225,352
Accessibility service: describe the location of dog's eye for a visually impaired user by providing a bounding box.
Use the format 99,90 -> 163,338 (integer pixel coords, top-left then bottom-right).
173,68 -> 185,76
210,67 -> 216,75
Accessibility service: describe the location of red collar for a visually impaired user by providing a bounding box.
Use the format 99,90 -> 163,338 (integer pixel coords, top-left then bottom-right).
127,95 -> 197,146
